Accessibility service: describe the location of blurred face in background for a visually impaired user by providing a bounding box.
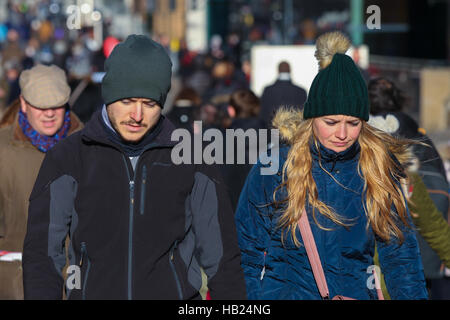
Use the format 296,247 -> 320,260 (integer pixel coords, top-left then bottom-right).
312,115 -> 362,153
20,96 -> 66,136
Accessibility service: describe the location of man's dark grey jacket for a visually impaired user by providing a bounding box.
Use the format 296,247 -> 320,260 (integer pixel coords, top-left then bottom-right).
22,110 -> 247,300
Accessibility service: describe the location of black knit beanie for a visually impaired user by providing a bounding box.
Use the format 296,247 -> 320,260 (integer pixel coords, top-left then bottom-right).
303,31 -> 369,121
101,34 -> 172,107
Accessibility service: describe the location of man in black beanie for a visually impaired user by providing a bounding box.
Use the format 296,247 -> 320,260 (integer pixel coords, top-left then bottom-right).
22,35 -> 247,300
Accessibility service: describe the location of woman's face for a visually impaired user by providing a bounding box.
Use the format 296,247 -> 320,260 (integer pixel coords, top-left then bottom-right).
312,115 -> 363,153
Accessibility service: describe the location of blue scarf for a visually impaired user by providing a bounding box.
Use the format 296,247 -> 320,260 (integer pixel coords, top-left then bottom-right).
18,109 -> 71,153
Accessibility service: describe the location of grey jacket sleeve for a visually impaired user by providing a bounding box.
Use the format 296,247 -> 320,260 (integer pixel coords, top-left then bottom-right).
22,150 -> 77,300
189,164 -> 247,299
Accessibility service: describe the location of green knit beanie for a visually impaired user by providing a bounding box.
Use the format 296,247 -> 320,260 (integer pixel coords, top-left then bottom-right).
101,34 -> 172,108
303,32 -> 369,121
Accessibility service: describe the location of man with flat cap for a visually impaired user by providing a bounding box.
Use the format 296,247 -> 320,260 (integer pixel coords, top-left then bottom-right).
0,64 -> 83,299
23,35 -> 246,300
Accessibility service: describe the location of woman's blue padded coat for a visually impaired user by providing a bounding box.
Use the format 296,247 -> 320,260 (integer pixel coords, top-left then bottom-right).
235,141 -> 428,300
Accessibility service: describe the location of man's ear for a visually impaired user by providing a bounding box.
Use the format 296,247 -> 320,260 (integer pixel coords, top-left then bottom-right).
19,95 -> 27,114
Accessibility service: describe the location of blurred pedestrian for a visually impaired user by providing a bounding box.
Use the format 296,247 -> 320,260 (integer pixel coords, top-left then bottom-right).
220,89 -> 266,211
22,35 -> 246,300
259,61 -> 307,128
368,77 -> 450,299
183,54 -> 213,101
1,29 -> 23,67
0,70 -> 9,118
0,64 -> 83,299
235,31 -> 427,300
408,172 -> 450,271
199,101 -> 227,131
67,69 -> 103,124
207,59 -> 248,107
3,59 -> 21,105
166,86 -> 201,132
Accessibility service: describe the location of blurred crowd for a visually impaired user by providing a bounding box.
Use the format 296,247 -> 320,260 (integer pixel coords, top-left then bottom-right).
0,0 -> 384,131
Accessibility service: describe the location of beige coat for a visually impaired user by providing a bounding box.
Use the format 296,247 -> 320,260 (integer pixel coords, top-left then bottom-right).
0,108 -> 82,299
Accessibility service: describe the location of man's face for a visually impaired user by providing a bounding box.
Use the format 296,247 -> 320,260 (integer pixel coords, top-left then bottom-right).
20,96 -> 66,136
107,98 -> 162,143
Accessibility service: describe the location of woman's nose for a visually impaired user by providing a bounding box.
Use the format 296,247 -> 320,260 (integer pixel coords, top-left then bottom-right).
335,123 -> 348,140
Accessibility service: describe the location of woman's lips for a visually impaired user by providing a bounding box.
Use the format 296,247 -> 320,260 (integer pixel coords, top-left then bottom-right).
332,141 -> 348,147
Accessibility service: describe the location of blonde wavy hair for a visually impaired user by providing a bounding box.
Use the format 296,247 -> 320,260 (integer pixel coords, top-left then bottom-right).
272,109 -> 415,246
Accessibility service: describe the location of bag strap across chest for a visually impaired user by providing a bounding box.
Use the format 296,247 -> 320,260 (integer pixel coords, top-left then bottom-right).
298,208 -> 384,300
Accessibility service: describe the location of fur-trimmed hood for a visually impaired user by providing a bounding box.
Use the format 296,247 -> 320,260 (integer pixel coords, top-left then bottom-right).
271,108 -> 304,145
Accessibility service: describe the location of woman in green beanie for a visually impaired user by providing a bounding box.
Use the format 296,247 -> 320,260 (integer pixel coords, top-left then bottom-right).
234,31 -> 428,299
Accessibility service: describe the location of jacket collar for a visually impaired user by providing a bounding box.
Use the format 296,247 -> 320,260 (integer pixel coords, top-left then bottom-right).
310,140 -> 360,172
277,72 -> 291,81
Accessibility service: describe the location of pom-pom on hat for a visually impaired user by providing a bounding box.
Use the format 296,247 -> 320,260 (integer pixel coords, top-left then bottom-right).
303,31 -> 369,121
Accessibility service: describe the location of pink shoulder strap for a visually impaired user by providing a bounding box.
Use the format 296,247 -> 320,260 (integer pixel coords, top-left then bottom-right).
298,208 -> 330,299
298,208 -> 384,300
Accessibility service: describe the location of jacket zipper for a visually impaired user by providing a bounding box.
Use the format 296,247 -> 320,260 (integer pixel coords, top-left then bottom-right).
80,242 -> 91,300
120,147 -> 164,299
169,241 -> 183,300
140,165 -> 147,215
261,208 -> 276,281
122,156 -> 137,300
128,179 -> 135,300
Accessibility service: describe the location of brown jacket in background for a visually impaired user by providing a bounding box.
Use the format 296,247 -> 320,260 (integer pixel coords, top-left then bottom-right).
0,105 -> 83,299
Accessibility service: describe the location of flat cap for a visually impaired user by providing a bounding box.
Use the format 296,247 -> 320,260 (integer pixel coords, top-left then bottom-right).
19,64 -> 71,109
